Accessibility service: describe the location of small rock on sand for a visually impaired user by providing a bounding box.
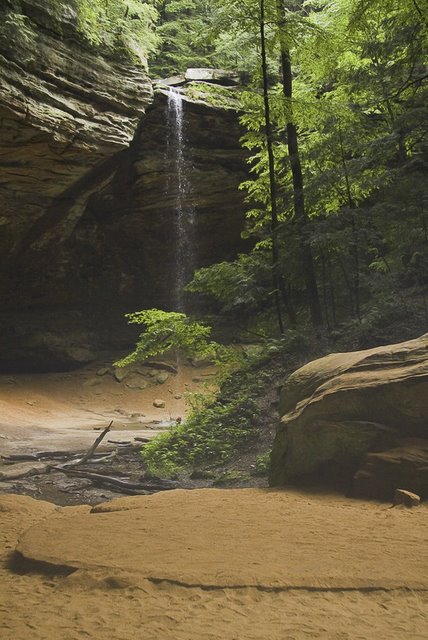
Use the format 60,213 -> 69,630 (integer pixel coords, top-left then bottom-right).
113,368 -> 128,383
153,399 -> 166,408
156,372 -> 169,384
83,378 -> 102,387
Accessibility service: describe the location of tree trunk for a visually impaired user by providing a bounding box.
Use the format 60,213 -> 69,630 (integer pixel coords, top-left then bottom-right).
260,0 -> 296,331
277,2 -> 323,328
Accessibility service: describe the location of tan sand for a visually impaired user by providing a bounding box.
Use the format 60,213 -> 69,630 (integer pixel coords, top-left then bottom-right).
0,359 -> 216,455
1,489 -> 427,639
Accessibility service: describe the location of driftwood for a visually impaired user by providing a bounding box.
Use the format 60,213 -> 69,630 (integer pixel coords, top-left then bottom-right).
36,450 -> 114,459
0,422 -> 114,482
38,450 -> 114,460
1,454 -> 40,462
51,466 -> 176,493
70,421 -> 113,466
0,465 -> 51,481
87,453 -> 117,464
0,421 -> 179,496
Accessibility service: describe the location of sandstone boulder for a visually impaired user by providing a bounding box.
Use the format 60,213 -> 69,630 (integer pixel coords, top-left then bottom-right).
269,334 -> 428,497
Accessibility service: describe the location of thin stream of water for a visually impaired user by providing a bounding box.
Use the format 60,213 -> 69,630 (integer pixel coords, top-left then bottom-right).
167,87 -> 196,312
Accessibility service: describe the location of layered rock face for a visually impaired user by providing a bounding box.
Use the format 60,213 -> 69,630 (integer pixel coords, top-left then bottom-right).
0,2 -> 248,371
0,0 -> 153,369
269,334 -> 428,499
0,0 -> 153,264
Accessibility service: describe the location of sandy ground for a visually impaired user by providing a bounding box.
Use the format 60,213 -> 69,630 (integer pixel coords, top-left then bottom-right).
0,489 -> 427,640
1,360 -> 427,638
0,356 -> 216,455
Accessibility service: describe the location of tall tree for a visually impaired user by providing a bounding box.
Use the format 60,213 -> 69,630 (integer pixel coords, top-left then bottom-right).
276,0 -> 323,327
260,0 -> 297,332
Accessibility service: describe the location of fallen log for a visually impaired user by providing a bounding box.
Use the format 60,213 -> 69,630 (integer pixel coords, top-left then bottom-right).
78,421 -> 113,464
1,454 -> 39,462
0,465 -> 51,481
51,466 -> 177,492
87,453 -> 117,464
1,447 -> 116,464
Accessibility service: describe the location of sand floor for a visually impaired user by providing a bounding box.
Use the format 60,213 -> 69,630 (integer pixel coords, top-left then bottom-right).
1,361 -> 427,638
1,488 -> 427,640
0,357 -> 216,455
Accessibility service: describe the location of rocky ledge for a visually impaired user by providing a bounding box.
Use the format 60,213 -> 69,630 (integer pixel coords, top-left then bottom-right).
0,0 -> 153,264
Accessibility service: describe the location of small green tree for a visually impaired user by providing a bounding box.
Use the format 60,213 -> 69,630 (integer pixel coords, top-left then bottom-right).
115,308 -> 237,367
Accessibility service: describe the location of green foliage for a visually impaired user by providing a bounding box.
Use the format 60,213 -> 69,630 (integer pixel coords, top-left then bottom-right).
142,389 -> 260,476
254,451 -> 271,476
116,309 -> 225,366
150,0 -> 215,76
50,0 -> 159,61
185,0 -> 427,338
186,253 -> 272,314
140,353 -> 283,476
184,82 -> 239,109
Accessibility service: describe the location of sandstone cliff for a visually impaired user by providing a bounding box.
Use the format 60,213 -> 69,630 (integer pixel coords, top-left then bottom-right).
0,2 -> 248,370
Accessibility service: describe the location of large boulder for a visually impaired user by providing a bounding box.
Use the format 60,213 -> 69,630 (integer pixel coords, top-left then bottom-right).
269,334 -> 428,497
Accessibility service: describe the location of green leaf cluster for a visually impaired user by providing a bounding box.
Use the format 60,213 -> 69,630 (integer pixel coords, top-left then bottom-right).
185,0 -> 427,336
48,0 -> 160,62
115,309 -> 221,366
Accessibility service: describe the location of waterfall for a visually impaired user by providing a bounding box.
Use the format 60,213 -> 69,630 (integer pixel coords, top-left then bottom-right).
167,87 -> 195,312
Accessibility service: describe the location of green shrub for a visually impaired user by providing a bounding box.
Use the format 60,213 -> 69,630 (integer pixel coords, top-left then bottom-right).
142,391 -> 260,477
254,451 -> 271,476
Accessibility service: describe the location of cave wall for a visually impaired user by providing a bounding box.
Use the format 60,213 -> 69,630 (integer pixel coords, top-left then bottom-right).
0,2 -> 248,371
75,90 -> 248,310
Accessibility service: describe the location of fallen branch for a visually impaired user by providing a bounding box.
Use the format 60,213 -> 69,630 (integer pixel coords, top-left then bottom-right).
51,466 -> 177,492
1,454 -> 39,462
1,447 -> 116,464
0,465 -> 51,481
87,453 -> 117,464
62,421 -> 113,467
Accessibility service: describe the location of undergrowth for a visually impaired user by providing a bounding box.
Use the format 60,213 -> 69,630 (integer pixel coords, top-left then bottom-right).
142,358 -> 276,477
